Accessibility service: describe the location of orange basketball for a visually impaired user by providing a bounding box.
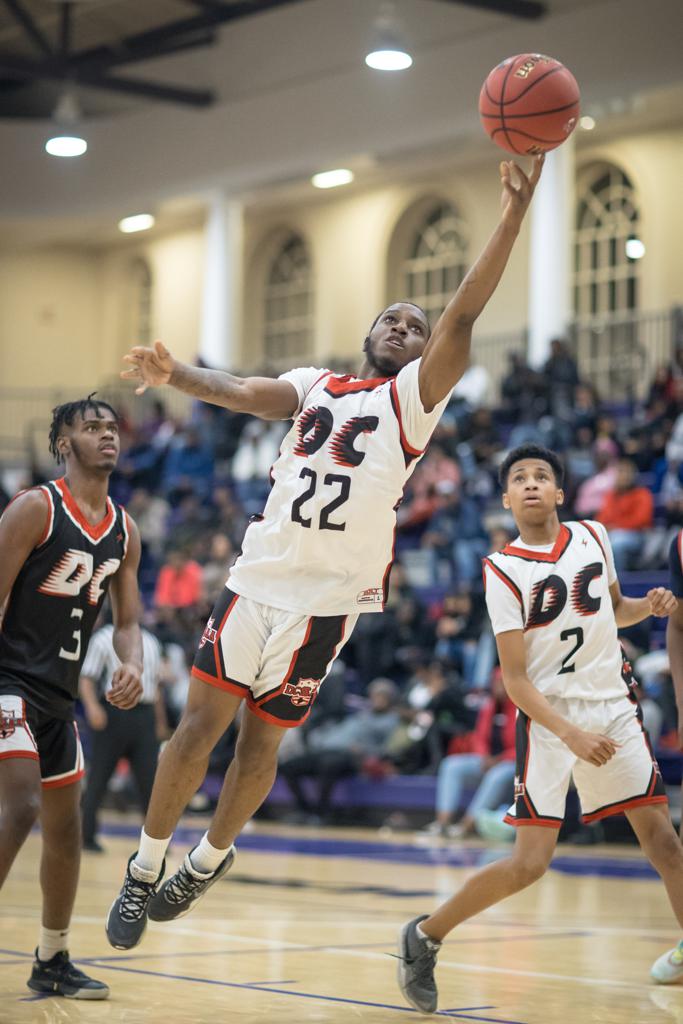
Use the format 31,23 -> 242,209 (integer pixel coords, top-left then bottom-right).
479,53 -> 580,155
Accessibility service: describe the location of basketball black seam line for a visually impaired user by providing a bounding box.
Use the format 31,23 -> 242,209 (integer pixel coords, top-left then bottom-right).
500,58 -> 519,155
500,64 -> 565,107
480,99 -> 578,120
491,126 -> 568,144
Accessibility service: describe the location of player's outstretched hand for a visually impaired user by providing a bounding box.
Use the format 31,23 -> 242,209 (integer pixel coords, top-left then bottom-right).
564,728 -> 620,767
646,587 -> 678,617
500,153 -> 544,232
107,664 -> 143,709
121,340 -> 175,395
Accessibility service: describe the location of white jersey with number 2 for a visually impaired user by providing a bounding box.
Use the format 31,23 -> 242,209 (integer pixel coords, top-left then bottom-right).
483,520 -> 625,700
228,358 -> 449,616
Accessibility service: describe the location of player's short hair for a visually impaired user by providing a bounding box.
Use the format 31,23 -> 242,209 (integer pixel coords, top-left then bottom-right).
368,302 -> 431,337
49,393 -> 119,464
499,444 -> 564,489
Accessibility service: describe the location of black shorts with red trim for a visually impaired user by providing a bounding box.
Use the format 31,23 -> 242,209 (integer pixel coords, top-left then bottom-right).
192,588 -> 355,727
0,687 -> 84,788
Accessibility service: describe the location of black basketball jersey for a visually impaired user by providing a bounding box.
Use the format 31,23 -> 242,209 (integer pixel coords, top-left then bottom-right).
0,478 -> 130,719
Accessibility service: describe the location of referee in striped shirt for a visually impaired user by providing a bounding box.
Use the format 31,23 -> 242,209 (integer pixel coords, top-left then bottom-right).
80,625 -> 167,853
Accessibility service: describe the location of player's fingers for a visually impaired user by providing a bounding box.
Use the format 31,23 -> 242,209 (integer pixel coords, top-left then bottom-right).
154,339 -> 170,358
120,368 -> 140,379
529,153 -> 545,185
135,383 -> 149,396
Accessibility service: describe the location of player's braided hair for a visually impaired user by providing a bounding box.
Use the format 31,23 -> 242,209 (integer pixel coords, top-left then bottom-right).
499,443 -> 565,489
48,393 -> 119,464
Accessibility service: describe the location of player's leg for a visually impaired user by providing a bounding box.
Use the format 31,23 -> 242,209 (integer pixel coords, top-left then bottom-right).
124,704 -> 160,821
629,803 -> 683,983
0,758 -> 42,887
81,714 -> 124,850
106,679 -> 242,949
29,721 -> 109,999
397,824 -> 558,1014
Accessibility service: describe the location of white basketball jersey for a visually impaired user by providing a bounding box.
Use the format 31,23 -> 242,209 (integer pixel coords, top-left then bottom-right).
228,358 -> 448,616
483,520 -> 625,700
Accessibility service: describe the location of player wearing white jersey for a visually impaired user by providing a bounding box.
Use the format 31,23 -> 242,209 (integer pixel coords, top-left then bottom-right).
397,444 -> 683,1015
106,156 -> 545,952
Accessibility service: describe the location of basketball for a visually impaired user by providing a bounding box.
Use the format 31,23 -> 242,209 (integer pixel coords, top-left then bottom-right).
479,53 -> 580,155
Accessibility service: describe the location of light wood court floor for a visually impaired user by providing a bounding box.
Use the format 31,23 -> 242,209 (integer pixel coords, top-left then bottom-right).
2,817 -> 683,1024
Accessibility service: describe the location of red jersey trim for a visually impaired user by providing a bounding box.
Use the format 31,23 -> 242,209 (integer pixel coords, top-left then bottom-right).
580,520 -> 607,561
502,524 -> 572,564
582,794 -> 668,823
245,698 -> 309,729
53,477 -> 116,541
303,370 -> 332,401
503,814 -> 562,829
36,486 -> 55,546
324,374 -> 391,397
191,666 -> 249,698
389,379 -> 423,462
483,558 -> 524,610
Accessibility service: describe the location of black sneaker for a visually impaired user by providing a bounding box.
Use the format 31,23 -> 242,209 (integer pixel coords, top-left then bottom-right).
148,845 -> 235,922
105,852 -> 165,950
27,949 -> 110,1000
396,914 -> 441,1014
82,838 -> 105,854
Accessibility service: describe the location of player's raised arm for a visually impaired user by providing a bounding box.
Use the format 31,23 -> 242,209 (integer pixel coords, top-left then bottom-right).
496,629 -> 619,767
0,490 -> 51,612
107,517 -> 144,710
121,340 -> 299,421
418,155 -> 543,411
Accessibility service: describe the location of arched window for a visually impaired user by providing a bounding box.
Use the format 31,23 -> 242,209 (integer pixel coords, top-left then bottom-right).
263,234 -> 313,364
574,165 -> 640,318
401,203 -> 468,325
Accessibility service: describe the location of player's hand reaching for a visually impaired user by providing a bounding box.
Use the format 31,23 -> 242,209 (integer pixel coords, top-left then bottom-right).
500,154 -> 544,232
564,727 -> 620,767
646,587 -> 678,617
121,340 -> 175,395
107,664 -> 143,709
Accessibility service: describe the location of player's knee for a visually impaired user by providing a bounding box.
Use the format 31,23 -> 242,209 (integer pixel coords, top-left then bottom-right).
172,710 -> 218,760
2,791 -> 41,839
509,852 -> 549,889
234,733 -> 281,777
648,826 -> 683,873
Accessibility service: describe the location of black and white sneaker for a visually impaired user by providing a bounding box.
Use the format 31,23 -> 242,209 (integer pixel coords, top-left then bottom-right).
148,845 -> 235,922
396,915 -> 441,1014
105,852 -> 165,950
27,949 -> 110,1000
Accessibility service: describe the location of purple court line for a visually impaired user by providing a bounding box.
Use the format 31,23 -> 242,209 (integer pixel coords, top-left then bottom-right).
77,961 -> 530,1023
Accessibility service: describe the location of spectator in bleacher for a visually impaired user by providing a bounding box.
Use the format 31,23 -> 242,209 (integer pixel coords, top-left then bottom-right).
162,424 -> 214,503
543,337 -> 580,419
421,481 -> 488,585
432,590 -> 491,689
153,547 -> 204,610
499,351 -> 547,424
573,439 -> 619,518
596,457 -> 654,571
126,488 -> 170,561
277,678 -> 401,822
405,660 -> 475,768
202,532 -> 237,600
231,420 -> 286,512
421,671 -> 516,839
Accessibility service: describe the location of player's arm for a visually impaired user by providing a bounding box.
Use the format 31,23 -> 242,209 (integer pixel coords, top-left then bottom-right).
108,518 -> 144,710
121,340 -> 298,421
496,629 -> 619,767
609,580 -> 677,628
418,155 -> 543,411
0,490 -> 51,616
667,603 -> 683,749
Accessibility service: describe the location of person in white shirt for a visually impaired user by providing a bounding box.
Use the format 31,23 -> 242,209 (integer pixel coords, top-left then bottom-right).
106,156 -> 545,952
396,443 -> 683,1015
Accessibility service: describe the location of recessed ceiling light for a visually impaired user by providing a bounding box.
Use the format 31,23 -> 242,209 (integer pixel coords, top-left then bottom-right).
365,48 -> 412,71
311,169 -> 354,189
45,135 -> 88,158
118,214 -> 156,234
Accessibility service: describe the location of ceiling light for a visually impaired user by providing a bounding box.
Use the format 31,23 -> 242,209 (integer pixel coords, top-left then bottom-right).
625,238 -> 645,260
579,115 -> 596,131
45,89 -> 87,158
311,169 -> 354,189
365,2 -> 412,72
118,214 -> 156,234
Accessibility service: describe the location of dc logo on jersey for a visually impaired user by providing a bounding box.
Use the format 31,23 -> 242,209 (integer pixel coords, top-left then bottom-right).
0,710 -> 18,739
284,678 -> 321,707
199,617 -> 218,648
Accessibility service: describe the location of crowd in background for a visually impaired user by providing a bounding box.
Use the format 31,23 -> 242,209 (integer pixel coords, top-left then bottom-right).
3,337 -> 683,838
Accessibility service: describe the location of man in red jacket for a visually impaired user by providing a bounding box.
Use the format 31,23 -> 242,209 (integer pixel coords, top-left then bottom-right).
597,457 -> 653,571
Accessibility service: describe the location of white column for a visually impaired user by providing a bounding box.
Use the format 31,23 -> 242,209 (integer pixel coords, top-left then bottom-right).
527,135 -> 575,368
199,192 -> 243,370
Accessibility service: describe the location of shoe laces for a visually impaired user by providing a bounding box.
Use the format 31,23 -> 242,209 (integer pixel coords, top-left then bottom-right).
404,936 -> 440,986
164,862 -> 210,905
118,872 -> 158,922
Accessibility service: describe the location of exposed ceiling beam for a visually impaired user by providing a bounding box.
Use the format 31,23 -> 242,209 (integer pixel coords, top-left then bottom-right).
69,0 -> 312,76
1,0 -> 54,58
434,0 -> 546,19
0,52 -> 215,106
73,28 -> 217,74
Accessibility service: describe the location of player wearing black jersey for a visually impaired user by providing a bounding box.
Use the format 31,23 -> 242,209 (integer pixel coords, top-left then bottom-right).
0,396 -> 143,1000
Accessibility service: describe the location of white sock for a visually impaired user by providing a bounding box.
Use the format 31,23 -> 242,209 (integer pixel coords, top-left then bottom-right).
38,927 -> 69,962
134,828 -> 172,876
189,832 -> 231,875
416,923 -> 440,946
